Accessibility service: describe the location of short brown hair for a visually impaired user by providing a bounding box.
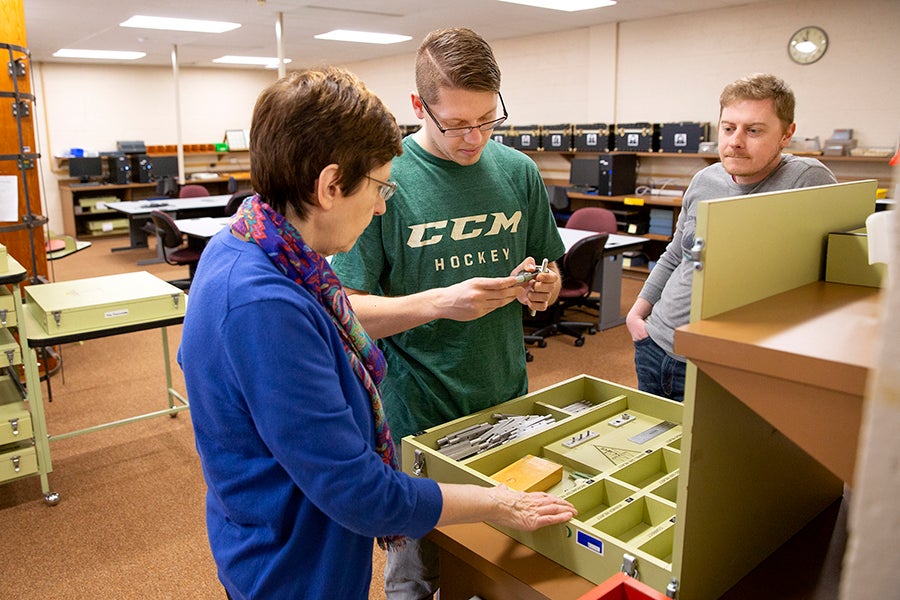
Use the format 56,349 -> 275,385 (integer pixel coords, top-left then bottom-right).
415,28 -> 501,104
719,73 -> 796,131
250,67 -> 402,218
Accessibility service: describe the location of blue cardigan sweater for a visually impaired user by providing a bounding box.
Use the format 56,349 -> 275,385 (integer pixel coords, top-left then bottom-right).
178,230 -> 442,599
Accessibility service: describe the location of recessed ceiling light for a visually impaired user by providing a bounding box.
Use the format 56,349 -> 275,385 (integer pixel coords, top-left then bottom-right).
314,30 -> 412,45
213,56 -> 292,68
120,15 -> 241,33
497,0 -> 616,11
53,49 -> 147,60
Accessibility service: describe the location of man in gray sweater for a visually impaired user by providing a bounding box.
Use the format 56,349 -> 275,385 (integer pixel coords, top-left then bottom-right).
625,73 -> 836,401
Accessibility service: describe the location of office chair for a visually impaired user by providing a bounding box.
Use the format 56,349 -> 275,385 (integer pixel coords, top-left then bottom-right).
178,183 -> 209,198
225,190 -> 255,216
149,210 -> 202,290
526,232 -> 608,347
566,206 -> 618,234
565,206 -> 617,313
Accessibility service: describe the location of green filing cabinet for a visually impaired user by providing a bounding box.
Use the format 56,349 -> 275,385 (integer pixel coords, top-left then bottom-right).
404,180 -> 877,598
0,257 -> 52,500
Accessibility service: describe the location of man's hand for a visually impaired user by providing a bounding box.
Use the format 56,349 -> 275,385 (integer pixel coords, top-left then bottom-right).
625,297 -> 652,341
509,257 -> 560,314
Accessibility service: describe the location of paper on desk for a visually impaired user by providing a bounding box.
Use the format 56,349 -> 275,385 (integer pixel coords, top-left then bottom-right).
0,176 -> 20,222
866,211 -> 895,266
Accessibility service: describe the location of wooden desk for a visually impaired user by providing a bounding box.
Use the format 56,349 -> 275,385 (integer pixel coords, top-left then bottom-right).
676,281 -> 879,484
429,523 -> 596,600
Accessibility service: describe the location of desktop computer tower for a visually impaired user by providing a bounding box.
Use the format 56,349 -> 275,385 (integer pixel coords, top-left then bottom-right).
106,155 -> 131,184
597,153 -> 637,196
130,154 -> 153,183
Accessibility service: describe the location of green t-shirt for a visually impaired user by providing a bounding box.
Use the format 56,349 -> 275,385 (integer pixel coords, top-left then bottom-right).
331,137 -> 565,445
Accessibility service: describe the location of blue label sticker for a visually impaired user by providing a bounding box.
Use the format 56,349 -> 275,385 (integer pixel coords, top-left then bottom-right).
576,531 -> 604,555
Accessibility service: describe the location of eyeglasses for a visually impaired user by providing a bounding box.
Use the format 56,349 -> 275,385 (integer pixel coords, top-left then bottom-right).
419,92 -> 508,138
365,175 -> 398,201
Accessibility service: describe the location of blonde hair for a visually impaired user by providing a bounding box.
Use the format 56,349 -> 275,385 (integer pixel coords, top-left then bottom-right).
720,73 -> 796,131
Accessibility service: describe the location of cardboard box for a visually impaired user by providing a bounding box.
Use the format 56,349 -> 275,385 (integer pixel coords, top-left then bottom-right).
25,271 -> 186,336
825,227 -> 885,288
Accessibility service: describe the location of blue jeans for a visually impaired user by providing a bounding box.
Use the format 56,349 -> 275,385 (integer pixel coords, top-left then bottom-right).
634,336 -> 686,402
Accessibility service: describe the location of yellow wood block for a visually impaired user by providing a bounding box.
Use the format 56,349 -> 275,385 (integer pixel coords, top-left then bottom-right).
491,454 -> 562,492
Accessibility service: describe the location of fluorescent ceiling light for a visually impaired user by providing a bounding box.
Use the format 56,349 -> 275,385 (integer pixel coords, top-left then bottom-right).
53,49 -> 146,60
213,55 -> 292,68
314,30 -> 412,45
497,0 -> 616,11
120,15 -> 240,33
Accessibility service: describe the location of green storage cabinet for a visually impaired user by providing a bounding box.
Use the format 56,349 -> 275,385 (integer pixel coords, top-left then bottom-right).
25,271 -> 186,336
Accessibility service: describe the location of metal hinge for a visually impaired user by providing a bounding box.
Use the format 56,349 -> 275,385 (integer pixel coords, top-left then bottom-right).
685,237 -> 705,271
621,552 -> 639,579
412,449 -> 426,477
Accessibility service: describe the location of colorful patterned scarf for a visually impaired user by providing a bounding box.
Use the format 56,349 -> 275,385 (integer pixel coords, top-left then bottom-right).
231,196 -> 404,550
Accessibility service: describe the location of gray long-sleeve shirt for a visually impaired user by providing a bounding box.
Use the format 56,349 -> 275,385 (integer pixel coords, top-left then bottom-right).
639,154 -> 837,359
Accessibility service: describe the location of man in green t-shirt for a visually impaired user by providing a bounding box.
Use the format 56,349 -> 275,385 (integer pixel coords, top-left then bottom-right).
330,27 -> 565,599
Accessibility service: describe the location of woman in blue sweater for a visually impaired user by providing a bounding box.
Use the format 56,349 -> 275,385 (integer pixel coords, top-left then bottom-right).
178,67 -> 576,600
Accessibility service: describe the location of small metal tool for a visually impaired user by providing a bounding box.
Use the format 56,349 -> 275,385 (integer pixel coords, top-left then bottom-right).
530,258 -> 550,316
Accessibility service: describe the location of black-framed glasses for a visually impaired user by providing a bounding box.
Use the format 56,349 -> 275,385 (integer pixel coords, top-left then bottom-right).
419,92 -> 508,138
365,175 -> 398,201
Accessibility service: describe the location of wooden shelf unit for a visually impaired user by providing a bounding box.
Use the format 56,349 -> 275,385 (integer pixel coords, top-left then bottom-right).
59,173 -> 250,238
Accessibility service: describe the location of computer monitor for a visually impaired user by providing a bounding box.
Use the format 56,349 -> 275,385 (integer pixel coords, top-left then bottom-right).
150,156 -> 179,180
68,156 -> 103,183
569,157 -> 600,189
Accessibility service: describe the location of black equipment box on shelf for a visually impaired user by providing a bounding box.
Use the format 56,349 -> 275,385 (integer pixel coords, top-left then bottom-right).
510,125 -> 542,151
541,124 -> 573,152
613,122 -> 660,152
659,122 -> 710,153
572,123 -> 612,152
490,125 -> 516,147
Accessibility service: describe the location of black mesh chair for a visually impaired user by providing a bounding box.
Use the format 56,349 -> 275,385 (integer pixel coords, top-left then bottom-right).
150,209 -> 202,290
225,190 -> 254,216
527,232 -> 609,347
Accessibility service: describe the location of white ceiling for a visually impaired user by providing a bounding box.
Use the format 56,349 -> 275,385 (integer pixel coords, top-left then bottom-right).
23,0 -> 773,69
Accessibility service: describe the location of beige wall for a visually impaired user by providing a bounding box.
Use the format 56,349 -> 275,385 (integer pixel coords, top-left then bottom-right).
34,0 -> 899,232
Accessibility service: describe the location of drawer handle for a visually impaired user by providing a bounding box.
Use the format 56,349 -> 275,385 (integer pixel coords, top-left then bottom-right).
8,417 -> 18,436
11,455 -> 20,473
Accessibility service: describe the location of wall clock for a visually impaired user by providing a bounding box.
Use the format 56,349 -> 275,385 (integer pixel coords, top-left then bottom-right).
788,26 -> 828,65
